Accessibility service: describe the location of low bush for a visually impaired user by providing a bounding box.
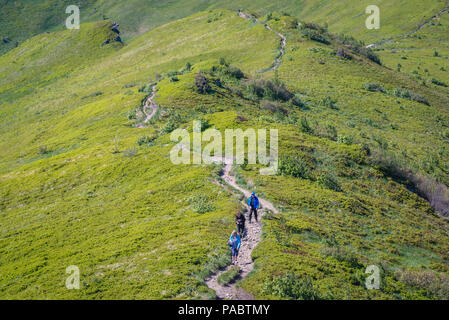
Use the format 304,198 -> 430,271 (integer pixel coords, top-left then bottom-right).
393,88 -> 429,105
136,135 -> 155,146
431,78 -> 448,87
320,246 -> 360,268
264,273 -> 321,300
260,100 -> 286,115
160,120 -> 178,135
38,146 -> 49,155
395,269 -> 449,299
195,73 -> 211,94
298,116 -> 313,134
320,96 -> 338,109
279,155 -> 310,179
217,267 -> 240,285
187,194 -> 216,214
364,83 -> 385,93
246,79 -> 293,102
369,150 -> 449,216
314,123 -> 338,141
317,172 -> 341,192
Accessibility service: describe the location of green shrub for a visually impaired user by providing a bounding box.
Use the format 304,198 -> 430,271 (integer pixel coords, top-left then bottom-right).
187,194 -> 216,214
217,267 -> 240,285
364,83 -> 385,93
320,246 -> 360,268
291,94 -> 305,108
195,73 -> 211,94
38,146 -> 49,155
300,23 -> 330,44
337,134 -> 354,145
136,135 -> 155,146
393,88 -> 429,105
317,172 -> 341,191
264,273 -> 321,300
314,123 -> 338,141
298,116 -> 313,134
128,109 -> 137,120
320,96 -> 338,109
279,155 -> 310,179
246,79 -> 293,102
395,269 -> 449,299
431,78 -> 447,87
160,120 -> 178,135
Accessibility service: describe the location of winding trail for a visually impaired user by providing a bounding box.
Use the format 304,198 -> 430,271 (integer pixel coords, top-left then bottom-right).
135,12 -> 283,298
136,85 -> 158,128
205,159 -> 278,300
177,144 -> 279,299
238,10 -> 287,72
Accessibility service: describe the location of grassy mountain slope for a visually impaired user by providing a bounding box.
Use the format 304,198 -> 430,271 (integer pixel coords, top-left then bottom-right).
1,7 -> 449,300
1,0 -> 448,54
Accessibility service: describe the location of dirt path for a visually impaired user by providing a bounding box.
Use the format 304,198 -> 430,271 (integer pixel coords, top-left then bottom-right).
206,158 -> 278,300
177,144 -> 278,299
136,85 -> 158,128
238,10 -> 287,72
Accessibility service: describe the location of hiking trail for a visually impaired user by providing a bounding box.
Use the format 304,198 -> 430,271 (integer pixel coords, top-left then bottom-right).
136,85 -> 158,128
238,10 -> 287,72
206,159 -> 278,300
178,144 -> 278,299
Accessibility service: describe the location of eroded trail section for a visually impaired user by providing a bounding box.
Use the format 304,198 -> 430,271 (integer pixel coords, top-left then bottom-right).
136,85 -> 158,128
238,11 -> 287,72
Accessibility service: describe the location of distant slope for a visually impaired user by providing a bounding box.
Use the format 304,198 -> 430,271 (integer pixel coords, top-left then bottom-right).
1,0 -> 448,54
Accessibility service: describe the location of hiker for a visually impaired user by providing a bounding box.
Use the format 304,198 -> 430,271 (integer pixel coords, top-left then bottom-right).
247,192 -> 259,223
228,231 -> 241,265
235,211 -> 246,237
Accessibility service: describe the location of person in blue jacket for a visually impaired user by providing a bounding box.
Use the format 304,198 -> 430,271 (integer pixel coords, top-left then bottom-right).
247,192 -> 260,223
228,230 -> 241,265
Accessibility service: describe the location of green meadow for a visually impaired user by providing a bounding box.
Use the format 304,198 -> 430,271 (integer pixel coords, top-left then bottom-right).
1,3 -> 449,300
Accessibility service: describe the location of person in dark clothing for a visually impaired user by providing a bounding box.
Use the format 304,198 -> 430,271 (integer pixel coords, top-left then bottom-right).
235,211 -> 246,237
247,192 -> 260,223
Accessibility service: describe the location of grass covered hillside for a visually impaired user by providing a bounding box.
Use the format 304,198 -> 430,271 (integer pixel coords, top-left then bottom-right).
1,6 -> 449,300
1,0 -> 448,54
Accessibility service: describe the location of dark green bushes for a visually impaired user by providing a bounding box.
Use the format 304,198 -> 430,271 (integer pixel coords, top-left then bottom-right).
320,246 -> 361,268
246,78 -> 293,102
393,88 -> 429,105
317,172 -> 341,191
264,273 -> 321,300
431,78 -> 448,87
395,269 -> 449,299
195,73 -> 211,94
363,83 -> 385,93
369,150 -> 449,216
217,267 -> 240,285
279,155 -> 310,179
